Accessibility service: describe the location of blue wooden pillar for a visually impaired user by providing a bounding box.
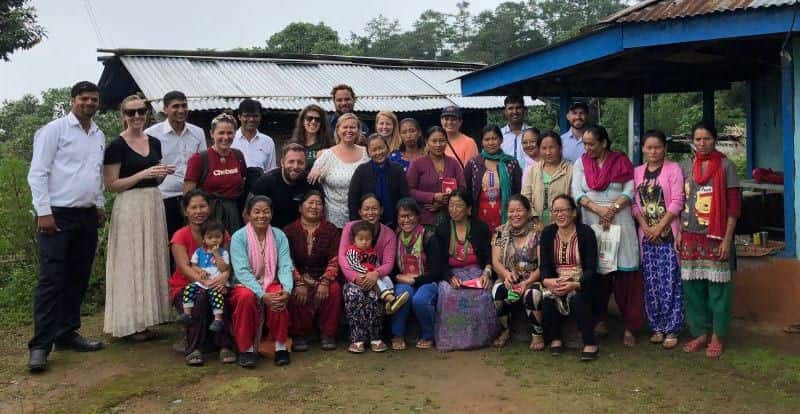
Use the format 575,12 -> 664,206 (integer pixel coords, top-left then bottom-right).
781,45 -> 796,257
703,87 -> 715,126
630,94 -> 644,166
559,91 -> 570,134
744,81 -> 755,178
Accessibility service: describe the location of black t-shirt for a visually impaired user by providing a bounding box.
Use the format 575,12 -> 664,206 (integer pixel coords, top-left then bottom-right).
250,168 -> 323,229
103,135 -> 163,189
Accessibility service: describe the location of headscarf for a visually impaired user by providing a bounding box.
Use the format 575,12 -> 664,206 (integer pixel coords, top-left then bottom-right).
581,151 -> 634,191
693,150 -> 728,240
480,149 -> 515,221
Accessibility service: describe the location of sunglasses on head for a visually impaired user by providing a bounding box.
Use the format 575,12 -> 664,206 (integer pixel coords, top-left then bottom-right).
304,115 -> 321,123
123,108 -> 148,117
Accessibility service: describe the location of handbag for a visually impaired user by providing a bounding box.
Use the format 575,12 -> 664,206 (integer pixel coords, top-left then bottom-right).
591,224 -> 621,275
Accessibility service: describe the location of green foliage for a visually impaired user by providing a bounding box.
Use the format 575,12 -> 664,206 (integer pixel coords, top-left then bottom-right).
536,0 -> 630,42
461,2 -> 548,63
0,263 -> 35,328
265,22 -> 348,55
0,0 -> 46,61
0,157 -> 35,259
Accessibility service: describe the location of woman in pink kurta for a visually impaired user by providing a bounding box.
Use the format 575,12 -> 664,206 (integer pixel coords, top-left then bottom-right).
632,130 -> 685,349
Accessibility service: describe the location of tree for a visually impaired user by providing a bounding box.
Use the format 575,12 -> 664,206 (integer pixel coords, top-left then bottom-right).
461,2 -> 547,64
536,0 -> 630,42
449,1 -> 473,53
409,10 -> 454,60
265,22 -> 347,55
0,0 -> 46,61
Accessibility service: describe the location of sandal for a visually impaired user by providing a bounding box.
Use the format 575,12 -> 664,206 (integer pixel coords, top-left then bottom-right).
594,321 -> 609,338
682,336 -> 708,353
185,350 -> 204,366
649,332 -> 664,344
529,334 -> 545,352
623,331 -> 636,347
348,342 -> 365,354
370,340 -> 388,353
662,335 -> 679,350
129,330 -> 155,342
550,341 -> 563,356
391,337 -> 406,351
219,348 -> 237,364
415,339 -> 433,349
493,329 -> 511,348
784,323 -> 800,334
706,340 -> 724,358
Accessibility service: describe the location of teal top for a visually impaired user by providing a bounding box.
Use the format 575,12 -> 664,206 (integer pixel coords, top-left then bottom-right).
230,226 -> 294,298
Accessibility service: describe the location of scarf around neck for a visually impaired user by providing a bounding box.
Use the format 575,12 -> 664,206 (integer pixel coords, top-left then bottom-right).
245,223 -> 277,291
371,160 -> 394,224
581,151 -> 634,191
480,149 -> 514,221
693,150 -> 728,240
397,224 -> 425,275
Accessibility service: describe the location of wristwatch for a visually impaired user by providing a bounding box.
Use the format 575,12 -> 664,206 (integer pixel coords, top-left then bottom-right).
613,202 -> 621,211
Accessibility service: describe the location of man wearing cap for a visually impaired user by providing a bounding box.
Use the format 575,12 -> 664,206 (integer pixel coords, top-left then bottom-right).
561,101 -> 589,163
232,99 -> 276,200
145,91 -> 207,242
500,95 -> 531,167
329,84 -> 370,139
441,105 -> 478,166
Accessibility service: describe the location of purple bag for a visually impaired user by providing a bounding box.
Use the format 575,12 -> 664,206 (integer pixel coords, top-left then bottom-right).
434,265 -> 499,351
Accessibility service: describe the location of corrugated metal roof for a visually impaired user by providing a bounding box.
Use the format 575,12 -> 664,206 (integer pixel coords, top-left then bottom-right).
115,54 -> 543,112
602,0 -> 796,24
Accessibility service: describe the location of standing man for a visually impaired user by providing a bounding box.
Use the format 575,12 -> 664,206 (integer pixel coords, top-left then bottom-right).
561,101 -> 589,163
232,99 -> 276,200
145,91 -> 207,242
500,95 -> 531,167
249,143 -> 322,229
329,84 -> 370,138
27,81 -> 106,372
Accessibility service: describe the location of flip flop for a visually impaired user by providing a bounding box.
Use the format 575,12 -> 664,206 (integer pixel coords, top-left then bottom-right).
784,323 -> 800,334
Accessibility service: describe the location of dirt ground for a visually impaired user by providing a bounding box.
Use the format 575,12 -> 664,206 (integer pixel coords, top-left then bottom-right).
1,315 -> 799,414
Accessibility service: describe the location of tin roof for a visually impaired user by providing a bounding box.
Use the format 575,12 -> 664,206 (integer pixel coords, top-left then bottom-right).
98,49 -> 542,112
600,0 -> 796,24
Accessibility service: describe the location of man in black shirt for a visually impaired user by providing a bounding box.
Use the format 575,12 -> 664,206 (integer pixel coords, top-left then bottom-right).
250,143 -> 322,229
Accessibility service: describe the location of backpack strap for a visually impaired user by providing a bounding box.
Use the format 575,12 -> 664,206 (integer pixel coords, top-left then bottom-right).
198,150 -> 210,188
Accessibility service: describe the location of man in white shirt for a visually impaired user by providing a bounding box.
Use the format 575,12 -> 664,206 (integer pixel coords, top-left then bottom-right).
500,95 -> 532,167
27,81 -> 106,372
232,99 -> 276,198
145,91 -> 207,241
561,101 -> 589,163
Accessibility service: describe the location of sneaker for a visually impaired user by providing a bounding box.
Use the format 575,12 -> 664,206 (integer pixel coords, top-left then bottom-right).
209,319 -> 224,332
385,291 -> 410,315
292,337 -> 309,352
238,351 -> 258,368
274,350 -> 291,366
321,336 -> 337,351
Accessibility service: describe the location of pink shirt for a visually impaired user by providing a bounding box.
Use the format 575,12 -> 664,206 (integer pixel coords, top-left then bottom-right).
632,160 -> 685,243
338,221 -> 397,282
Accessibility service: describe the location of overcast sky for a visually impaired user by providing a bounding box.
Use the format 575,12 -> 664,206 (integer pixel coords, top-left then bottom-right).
0,0 -> 507,102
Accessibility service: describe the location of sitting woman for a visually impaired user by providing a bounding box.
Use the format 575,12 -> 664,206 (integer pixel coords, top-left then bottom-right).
434,189 -> 498,351
490,195 -> 544,350
539,195 -> 599,361
338,194 -> 398,353
229,196 -> 294,368
283,190 -> 342,352
169,189 -> 236,366
392,198 -> 444,350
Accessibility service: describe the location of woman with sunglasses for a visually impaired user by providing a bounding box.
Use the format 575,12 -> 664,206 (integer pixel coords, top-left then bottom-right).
290,104 -> 333,171
102,94 -> 174,340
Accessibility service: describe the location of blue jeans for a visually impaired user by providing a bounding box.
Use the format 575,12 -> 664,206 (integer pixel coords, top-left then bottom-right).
391,282 -> 438,340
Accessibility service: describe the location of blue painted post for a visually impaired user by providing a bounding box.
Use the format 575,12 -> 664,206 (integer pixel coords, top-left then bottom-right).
559,92 -> 570,134
631,95 -> 644,166
703,87 -> 715,126
780,46 -> 796,257
744,81 -> 755,178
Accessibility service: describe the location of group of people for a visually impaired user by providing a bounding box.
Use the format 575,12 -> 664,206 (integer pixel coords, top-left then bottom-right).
26,81 -> 741,373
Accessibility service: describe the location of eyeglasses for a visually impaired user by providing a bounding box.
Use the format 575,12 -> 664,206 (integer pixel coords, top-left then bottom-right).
304,116 -> 321,123
123,108 -> 148,117
551,207 -> 573,215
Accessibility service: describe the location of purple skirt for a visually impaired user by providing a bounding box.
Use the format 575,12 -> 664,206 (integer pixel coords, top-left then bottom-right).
435,265 -> 499,351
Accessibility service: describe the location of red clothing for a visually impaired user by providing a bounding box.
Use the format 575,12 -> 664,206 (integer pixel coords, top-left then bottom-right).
168,226 -> 230,302
477,190 -> 501,233
185,147 -> 246,199
228,284 -> 289,352
289,280 -> 342,338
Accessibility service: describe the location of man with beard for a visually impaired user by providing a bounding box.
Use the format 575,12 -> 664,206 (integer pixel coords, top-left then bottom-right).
561,101 -> 590,162
249,143 -> 323,229
328,84 -> 369,139
146,91 -> 206,241
500,95 -> 531,167
27,81 -> 106,372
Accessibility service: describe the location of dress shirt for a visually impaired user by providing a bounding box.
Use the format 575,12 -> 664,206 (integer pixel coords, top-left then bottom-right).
145,121 -> 207,199
561,129 -> 586,163
501,123 -> 533,169
28,112 -> 106,216
231,128 -> 276,172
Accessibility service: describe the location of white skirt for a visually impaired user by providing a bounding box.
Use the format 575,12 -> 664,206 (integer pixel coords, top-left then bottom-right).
103,187 -> 171,337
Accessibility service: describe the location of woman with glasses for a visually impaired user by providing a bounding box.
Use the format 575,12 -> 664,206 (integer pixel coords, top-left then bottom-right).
102,94 -> 173,340
522,132 -> 573,226
539,195 -> 599,361
290,104 -> 333,171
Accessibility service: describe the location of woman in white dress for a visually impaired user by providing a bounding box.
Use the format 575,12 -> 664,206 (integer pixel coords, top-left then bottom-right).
308,113 -> 369,228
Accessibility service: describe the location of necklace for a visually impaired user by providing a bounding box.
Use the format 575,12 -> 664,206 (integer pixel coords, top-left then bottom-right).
256,234 -> 266,256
